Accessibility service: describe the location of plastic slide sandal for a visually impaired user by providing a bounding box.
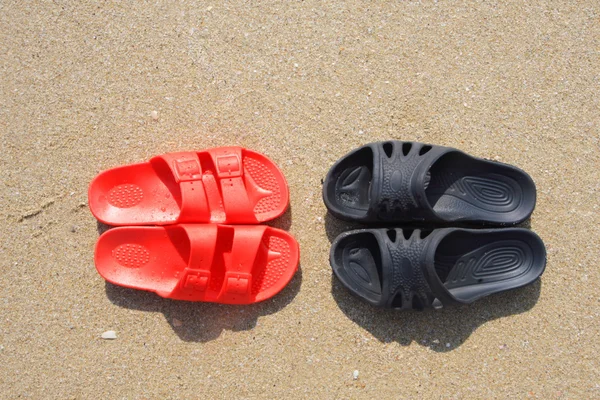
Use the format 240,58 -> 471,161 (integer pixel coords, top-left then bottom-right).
95,224 -> 299,304
89,147 -> 289,225
330,227 -> 545,310
323,141 -> 536,225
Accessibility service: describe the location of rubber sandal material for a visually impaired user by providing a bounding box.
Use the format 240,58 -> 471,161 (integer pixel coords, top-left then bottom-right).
95,224 -> 299,304
330,227 -> 545,310
323,141 -> 536,225
89,147 -> 289,225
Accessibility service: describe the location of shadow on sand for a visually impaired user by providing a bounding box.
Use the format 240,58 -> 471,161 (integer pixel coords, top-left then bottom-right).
99,207 -> 300,342
324,212 -> 542,352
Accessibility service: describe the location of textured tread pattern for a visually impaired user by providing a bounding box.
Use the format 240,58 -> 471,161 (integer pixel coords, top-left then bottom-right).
112,244 -> 150,268
462,177 -> 514,207
428,171 -> 519,211
244,155 -> 281,215
107,184 -> 144,208
385,230 -> 431,309
375,143 -> 425,219
443,241 -> 534,289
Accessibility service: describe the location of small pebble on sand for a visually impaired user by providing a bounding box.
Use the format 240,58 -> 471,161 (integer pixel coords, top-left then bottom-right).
151,110 -> 159,120
353,370 -> 359,380
101,331 -> 117,340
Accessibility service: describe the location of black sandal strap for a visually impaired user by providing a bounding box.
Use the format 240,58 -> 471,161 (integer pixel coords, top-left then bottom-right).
366,141 -> 453,222
376,228 -> 459,310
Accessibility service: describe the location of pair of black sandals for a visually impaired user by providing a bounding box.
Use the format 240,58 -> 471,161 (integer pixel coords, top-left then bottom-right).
323,141 -> 546,310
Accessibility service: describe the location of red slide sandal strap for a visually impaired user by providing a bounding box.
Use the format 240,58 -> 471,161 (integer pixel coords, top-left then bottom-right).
155,152 -> 211,222
166,224 -> 219,299
207,147 -> 258,223
217,225 -> 267,303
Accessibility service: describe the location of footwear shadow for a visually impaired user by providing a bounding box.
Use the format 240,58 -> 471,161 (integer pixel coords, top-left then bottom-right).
97,221 -> 112,235
331,273 -> 541,352
265,205 -> 292,231
325,211 -> 542,351
323,212 -> 365,243
105,265 -> 302,342
99,207 -> 298,342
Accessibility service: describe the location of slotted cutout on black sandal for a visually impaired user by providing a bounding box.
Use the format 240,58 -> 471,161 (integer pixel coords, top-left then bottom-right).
411,296 -> 424,311
391,293 -> 403,309
402,229 -> 414,240
402,142 -> 412,156
383,142 -> 394,158
420,229 -> 433,239
386,229 -> 397,242
419,145 -> 432,156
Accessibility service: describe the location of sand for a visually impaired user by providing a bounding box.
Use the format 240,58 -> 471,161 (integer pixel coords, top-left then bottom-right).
1,1 -> 599,398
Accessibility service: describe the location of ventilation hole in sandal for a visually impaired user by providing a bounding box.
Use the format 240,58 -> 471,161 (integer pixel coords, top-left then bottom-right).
391,293 -> 403,309
386,229 -> 397,242
383,142 -> 394,158
419,145 -> 432,156
402,142 -> 412,156
420,229 -> 433,239
412,296 -> 424,311
402,229 -> 414,240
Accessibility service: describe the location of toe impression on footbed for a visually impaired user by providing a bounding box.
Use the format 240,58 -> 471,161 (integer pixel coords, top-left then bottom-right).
89,147 -> 289,226
94,224 -> 299,304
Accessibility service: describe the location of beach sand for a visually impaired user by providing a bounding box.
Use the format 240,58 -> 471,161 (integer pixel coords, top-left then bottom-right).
1,1 -> 599,398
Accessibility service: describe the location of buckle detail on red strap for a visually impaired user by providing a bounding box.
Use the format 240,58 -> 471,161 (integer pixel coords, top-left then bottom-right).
173,158 -> 202,182
223,272 -> 251,295
182,269 -> 210,291
215,154 -> 242,178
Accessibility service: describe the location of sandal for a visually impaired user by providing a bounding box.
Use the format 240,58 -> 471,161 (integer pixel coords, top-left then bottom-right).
95,224 -> 299,304
89,147 -> 289,225
330,227 -> 545,309
323,141 -> 536,225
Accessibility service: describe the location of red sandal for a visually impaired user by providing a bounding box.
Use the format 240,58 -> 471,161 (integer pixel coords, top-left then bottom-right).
89,147 -> 288,225
95,224 -> 299,304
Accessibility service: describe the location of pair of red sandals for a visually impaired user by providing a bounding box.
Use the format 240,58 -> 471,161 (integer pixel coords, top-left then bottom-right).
90,147 -> 299,305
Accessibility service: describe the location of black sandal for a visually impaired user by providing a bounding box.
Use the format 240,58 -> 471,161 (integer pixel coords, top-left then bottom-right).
330,227 -> 546,310
323,141 -> 536,225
